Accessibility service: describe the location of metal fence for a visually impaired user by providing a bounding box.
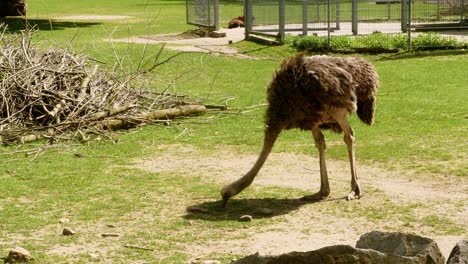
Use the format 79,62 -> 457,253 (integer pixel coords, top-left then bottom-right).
244,0 -> 468,48
186,0 -> 219,30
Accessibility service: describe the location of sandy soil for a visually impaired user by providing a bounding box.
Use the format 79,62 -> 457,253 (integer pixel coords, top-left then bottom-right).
105,27 -> 252,58
130,144 -> 467,260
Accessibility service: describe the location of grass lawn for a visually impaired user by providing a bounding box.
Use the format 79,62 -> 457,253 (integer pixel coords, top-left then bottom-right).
0,0 -> 467,262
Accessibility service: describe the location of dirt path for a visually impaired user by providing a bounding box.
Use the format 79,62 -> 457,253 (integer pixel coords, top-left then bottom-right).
107,27 -> 251,58
131,144 -> 467,260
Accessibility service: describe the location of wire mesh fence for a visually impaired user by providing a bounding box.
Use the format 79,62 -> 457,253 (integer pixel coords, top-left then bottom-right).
244,0 -> 468,49
186,0 -> 219,29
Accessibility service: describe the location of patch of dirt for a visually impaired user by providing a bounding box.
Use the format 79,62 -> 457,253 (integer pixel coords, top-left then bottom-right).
106,28 -> 254,58
130,144 -> 467,259
131,144 -> 468,202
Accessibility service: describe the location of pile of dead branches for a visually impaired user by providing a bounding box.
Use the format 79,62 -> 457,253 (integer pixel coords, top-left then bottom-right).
0,25 -> 206,145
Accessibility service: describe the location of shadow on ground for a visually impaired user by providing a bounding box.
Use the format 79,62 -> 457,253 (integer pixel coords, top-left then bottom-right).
184,196 -> 343,221
1,18 -> 101,32
377,49 -> 468,61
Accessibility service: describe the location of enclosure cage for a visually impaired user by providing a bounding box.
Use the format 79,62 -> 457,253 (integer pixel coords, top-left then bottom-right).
408,0 -> 468,30
244,0 -> 341,42
184,0 -> 467,47
242,0 -> 467,42
186,0 -> 219,30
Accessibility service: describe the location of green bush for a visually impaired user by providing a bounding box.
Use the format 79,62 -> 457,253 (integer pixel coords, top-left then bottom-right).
411,33 -> 462,50
287,32 -> 467,53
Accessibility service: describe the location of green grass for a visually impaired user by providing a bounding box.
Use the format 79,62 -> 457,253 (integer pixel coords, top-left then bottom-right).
0,0 -> 467,262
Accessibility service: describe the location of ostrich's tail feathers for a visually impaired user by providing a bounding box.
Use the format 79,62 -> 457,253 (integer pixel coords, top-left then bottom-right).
357,95 -> 376,125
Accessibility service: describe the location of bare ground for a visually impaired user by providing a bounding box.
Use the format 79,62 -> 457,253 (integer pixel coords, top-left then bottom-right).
129,144 -> 467,260
106,28 -> 254,58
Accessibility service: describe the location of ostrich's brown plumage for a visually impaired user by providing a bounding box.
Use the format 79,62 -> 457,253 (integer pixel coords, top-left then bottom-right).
221,54 -> 378,206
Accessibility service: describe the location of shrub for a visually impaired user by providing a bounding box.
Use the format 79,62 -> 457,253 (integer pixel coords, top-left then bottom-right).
287,32 -> 467,53
411,33 -> 462,50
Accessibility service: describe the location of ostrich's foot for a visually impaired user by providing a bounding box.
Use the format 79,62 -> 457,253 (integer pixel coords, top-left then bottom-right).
301,190 -> 330,201
346,191 -> 361,200
346,191 -> 362,201
346,186 -> 362,200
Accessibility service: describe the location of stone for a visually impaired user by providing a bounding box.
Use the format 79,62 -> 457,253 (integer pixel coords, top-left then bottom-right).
356,231 -> 445,264
6,246 -> 32,263
62,228 -> 76,236
233,245 -> 393,264
447,240 -> 468,264
233,231 -> 445,264
101,233 -> 120,237
239,215 -> 253,222
58,218 -> 70,224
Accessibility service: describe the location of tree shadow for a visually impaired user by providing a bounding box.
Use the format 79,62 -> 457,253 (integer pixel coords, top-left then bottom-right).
0,17 -> 101,32
377,49 -> 468,61
184,196 -> 344,222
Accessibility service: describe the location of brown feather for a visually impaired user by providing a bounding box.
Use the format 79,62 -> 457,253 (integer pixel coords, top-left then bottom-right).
265,54 -> 378,132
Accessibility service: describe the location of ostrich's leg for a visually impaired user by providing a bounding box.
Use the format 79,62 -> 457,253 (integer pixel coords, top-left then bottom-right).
220,126 -> 280,207
302,127 -> 330,201
335,115 -> 361,200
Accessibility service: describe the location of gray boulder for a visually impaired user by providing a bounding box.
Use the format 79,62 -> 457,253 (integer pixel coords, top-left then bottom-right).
232,231 -> 445,264
232,244 -> 413,264
356,231 -> 445,264
447,240 -> 468,264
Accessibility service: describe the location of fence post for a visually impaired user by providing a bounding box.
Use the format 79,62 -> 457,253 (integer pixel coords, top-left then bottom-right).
186,0 -> 189,24
207,0 -> 211,28
279,0 -> 286,43
327,0 -> 331,47
462,0 -> 465,22
245,0 -> 250,39
387,0 -> 391,20
401,0 -> 408,32
352,0 -> 358,35
214,0 -> 219,30
407,0 -> 411,50
336,0 -> 341,29
317,1 -> 321,21
302,0 -> 308,36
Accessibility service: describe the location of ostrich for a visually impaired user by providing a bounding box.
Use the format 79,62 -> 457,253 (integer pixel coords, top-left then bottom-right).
221,54 -> 378,207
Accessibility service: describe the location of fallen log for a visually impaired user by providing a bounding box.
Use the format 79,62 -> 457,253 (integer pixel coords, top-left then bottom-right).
95,104 -> 206,130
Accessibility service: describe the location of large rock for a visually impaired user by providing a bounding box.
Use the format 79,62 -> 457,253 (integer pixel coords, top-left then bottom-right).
6,246 -> 32,263
233,245 -> 412,264
447,240 -> 468,264
232,231 -> 445,264
356,231 -> 445,264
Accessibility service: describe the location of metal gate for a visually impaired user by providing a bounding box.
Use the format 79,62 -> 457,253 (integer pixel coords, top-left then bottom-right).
404,0 -> 468,31
186,0 -> 219,30
245,0 -> 341,43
